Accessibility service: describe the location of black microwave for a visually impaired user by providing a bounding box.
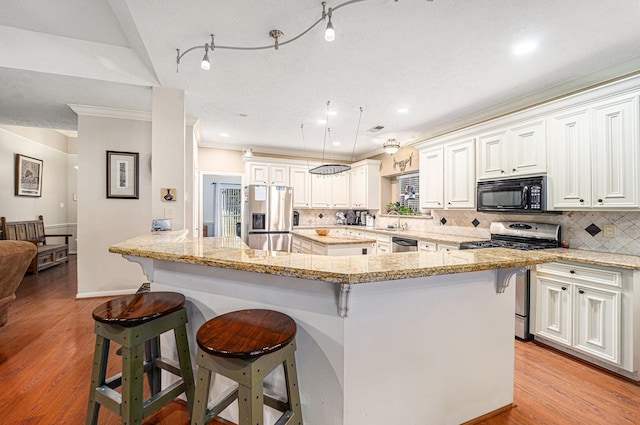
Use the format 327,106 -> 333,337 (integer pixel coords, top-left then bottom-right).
477,176 -> 556,214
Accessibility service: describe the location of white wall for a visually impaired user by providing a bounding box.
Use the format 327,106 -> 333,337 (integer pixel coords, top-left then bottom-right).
76,115 -> 152,297
0,125 -> 75,249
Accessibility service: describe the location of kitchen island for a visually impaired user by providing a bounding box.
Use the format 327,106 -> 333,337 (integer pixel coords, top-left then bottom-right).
110,231 -> 558,425
291,229 -> 376,256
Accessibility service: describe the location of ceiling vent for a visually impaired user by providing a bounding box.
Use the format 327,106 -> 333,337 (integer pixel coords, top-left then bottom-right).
367,125 -> 385,133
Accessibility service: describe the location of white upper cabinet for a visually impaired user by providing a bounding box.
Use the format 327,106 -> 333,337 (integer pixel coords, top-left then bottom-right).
548,108 -> 592,209
478,119 -> 546,180
419,139 -> 475,210
311,172 -> 350,208
290,166 -> 311,208
350,160 -> 381,210
445,138 -> 476,209
548,94 -> 638,210
591,95 -> 638,209
248,163 -> 289,185
419,146 -> 444,209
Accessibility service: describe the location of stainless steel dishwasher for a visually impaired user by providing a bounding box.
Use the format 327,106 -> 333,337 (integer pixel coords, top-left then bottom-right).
391,236 -> 418,252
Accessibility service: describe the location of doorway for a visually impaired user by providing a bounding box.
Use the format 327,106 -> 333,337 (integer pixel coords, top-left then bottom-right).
202,174 -> 242,237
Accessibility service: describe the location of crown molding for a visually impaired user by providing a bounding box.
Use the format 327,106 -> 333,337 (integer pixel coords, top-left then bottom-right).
68,104 -> 197,126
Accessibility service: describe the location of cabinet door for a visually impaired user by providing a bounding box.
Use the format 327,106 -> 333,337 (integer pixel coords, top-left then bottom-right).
290,166 -> 311,208
270,165 -> 289,185
444,139 -> 476,209
419,147 -> 444,209
592,95 -> 638,209
509,119 -> 547,176
477,130 -> 507,180
534,276 -> 572,346
350,167 -> 366,208
548,108 -> 591,209
331,172 -> 350,208
574,285 -> 621,364
249,163 -> 269,184
311,175 -> 331,208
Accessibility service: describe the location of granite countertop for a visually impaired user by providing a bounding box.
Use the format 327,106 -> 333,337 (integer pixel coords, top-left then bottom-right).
112,231 -> 639,285
291,229 -> 376,245
293,225 -> 481,245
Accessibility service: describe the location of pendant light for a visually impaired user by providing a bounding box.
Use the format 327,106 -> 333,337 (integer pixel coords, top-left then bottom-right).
309,101 -> 364,176
383,138 -> 400,154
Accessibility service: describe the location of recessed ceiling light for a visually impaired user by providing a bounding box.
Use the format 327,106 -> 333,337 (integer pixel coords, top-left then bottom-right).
317,119 -> 327,125
332,141 -> 341,146
513,41 -> 537,55
397,108 -> 409,114
328,110 -> 337,116
219,132 -> 230,137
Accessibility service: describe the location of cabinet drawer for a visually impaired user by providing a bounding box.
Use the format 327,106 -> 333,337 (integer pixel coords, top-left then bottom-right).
376,234 -> 391,244
418,241 -> 437,251
536,262 -> 621,288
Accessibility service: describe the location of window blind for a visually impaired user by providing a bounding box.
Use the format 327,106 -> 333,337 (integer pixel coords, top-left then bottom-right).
396,172 -> 420,213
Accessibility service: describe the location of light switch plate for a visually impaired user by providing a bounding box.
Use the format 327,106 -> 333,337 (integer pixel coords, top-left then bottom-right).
603,224 -> 615,238
164,207 -> 173,219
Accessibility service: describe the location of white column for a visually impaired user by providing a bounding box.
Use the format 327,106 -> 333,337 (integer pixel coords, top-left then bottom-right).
152,87 -> 186,229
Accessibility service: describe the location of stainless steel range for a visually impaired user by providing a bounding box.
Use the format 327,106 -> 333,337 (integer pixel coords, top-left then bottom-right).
460,221 -> 561,340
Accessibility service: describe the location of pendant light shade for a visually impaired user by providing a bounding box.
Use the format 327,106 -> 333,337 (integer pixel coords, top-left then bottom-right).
324,16 -> 335,42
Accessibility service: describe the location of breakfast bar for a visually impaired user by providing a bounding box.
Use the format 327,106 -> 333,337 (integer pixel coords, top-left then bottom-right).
110,231 -> 559,425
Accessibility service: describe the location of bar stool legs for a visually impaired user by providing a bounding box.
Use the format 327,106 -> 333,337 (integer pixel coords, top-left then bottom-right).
86,293 -> 195,425
191,309 -> 303,425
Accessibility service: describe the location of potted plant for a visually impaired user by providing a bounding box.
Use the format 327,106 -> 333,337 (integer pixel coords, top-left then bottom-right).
385,202 -> 398,214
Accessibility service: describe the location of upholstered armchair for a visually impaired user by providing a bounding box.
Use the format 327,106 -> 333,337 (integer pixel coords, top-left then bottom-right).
0,240 -> 37,327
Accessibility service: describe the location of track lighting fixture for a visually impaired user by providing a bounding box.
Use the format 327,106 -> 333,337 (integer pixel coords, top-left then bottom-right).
175,1 -> 434,72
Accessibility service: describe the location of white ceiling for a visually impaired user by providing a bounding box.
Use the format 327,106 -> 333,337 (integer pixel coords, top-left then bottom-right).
1,0 -> 639,158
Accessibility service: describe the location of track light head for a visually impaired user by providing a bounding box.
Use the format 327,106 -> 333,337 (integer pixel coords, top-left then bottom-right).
325,13 -> 335,42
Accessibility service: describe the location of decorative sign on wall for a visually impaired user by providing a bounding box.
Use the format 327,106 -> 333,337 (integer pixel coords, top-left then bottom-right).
393,152 -> 413,173
15,153 -> 43,197
162,188 -> 176,202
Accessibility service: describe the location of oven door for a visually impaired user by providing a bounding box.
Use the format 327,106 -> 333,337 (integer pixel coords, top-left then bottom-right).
477,180 -> 528,212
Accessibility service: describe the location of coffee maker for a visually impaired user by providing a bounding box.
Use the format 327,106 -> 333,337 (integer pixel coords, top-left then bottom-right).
354,210 -> 368,225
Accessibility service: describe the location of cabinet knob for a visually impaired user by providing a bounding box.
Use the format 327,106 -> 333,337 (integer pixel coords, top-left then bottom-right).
501,170 -> 505,174
579,289 -> 585,294
438,202 -> 441,205
597,198 -> 603,203
569,270 -> 576,274
561,287 -> 567,291
579,199 -> 584,203
512,168 -> 516,172
447,202 -> 451,205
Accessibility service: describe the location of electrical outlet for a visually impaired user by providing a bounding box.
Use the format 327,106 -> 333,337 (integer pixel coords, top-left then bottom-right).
164,207 -> 173,219
603,224 -> 616,238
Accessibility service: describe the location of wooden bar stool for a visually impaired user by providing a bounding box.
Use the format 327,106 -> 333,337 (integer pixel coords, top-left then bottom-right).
191,309 -> 303,425
86,292 -> 195,425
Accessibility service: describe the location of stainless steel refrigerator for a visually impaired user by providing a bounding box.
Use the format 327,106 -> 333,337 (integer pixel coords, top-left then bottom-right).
244,185 -> 293,252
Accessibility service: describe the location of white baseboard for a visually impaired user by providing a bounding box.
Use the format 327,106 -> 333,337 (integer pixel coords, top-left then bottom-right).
76,288 -> 137,299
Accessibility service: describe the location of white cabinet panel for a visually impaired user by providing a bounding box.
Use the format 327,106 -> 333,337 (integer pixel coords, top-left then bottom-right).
248,163 -> 289,185
444,139 -> 475,209
478,120 -> 546,180
548,108 -> 591,209
290,166 -> 311,208
591,96 -> 638,209
419,147 -> 444,209
535,275 -> 572,345
574,285 -> 620,363
311,172 -> 350,208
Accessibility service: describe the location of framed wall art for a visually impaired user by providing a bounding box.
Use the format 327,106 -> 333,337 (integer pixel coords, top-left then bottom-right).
106,151 -> 139,199
15,154 -> 43,197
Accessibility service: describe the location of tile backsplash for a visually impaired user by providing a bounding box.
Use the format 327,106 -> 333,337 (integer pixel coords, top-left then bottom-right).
297,208 -> 640,255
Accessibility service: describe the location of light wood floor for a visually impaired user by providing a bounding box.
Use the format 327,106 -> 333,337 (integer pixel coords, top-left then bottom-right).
1,256 -> 639,424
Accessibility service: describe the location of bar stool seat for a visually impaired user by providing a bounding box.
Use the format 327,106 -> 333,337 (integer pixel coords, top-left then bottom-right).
191,309 -> 303,425
86,291 -> 195,425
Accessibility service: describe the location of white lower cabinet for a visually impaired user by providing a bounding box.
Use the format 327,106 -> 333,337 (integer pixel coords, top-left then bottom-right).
532,262 -> 631,372
437,243 -> 459,251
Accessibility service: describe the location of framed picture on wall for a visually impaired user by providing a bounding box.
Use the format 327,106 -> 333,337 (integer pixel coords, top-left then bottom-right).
15,154 -> 43,197
106,151 -> 139,199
